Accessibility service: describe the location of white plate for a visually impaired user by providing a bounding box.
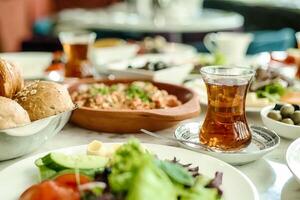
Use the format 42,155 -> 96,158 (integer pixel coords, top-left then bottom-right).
0,143 -> 259,200
184,78 -> 272,113
286,138 -> 300,184
0,52 -> 52,79
175,123 -> 280,165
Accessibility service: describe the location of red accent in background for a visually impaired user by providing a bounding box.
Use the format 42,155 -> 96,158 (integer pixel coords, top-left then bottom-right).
0,0 -> 121,52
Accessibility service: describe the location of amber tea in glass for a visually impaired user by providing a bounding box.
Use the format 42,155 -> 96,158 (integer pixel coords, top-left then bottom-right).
59,31 -> 96,78
200,66 -> 254,151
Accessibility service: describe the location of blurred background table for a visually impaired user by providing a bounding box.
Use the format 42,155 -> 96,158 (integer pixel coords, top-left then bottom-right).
0,107 -> 299,200
55,8 -> 244,43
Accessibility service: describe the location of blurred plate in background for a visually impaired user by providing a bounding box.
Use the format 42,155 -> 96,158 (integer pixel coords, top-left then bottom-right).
91,43 -> 139,67
0,52 -> 52,79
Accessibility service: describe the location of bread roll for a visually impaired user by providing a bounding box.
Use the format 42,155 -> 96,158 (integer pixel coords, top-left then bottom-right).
0,96 -> 30,129
14,81 -> 74,121
0,59 -> 24,98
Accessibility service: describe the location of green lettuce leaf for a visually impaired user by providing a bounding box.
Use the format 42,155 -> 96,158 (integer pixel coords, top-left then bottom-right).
108,139 -> 147,192
256,82 -> 286,102
155,159 -> 194,186
177,176 -> 221,200
126,160 -> 176,200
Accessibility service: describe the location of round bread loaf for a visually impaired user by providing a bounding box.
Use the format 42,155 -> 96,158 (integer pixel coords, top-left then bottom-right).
0,96 -> 30,129
0,59 -> 24,98
14,81 -> 74,121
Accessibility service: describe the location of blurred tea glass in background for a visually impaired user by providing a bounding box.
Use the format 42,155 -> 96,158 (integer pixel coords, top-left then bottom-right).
200,66 -> 255,151
59,31 -> 96,78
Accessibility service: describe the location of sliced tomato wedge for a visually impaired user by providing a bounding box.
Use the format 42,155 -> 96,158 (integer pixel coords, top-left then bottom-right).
19,181 -> 80,200
19,173 -> 91,200
54,173 -> 91,190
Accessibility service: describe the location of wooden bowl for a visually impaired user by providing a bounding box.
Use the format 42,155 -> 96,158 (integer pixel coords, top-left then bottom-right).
68,79 -> 200,133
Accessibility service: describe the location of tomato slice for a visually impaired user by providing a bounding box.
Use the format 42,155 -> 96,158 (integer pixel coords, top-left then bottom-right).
19,181 -> 80,200
19,174 -> 91,200
54,173 -> 91,190
19,184 -> 39,200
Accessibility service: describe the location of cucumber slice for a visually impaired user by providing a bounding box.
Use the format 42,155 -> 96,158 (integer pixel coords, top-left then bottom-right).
35,158 -> 57,180
35,158 -> 44,167
41,153 -> 108,171
38,165 -> 57,181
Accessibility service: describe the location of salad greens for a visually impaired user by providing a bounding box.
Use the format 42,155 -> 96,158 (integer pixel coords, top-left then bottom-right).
178,176 -> 221,200
108,140 -> 147,192
126,159 -> 176,200
155,159 -> 194,186
256,82 -> 286,102
108,139 -> 222,200
34,139 -> 222,200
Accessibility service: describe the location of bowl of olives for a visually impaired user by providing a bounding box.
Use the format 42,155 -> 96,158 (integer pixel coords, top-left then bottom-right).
261,104 -> 300,139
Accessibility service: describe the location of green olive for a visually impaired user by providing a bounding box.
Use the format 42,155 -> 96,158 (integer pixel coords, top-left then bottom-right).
267,110 -> 282,121
291,111 -> 300,124
281,118 -> 295,125
280,104 -> 295,118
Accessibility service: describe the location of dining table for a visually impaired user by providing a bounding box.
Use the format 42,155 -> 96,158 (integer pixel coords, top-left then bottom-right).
0,106 -> 299,200
55,8 -> 244,43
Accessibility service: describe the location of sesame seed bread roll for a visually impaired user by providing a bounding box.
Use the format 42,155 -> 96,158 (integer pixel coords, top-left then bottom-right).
0,96 -> 30,129
14,81 -> 74,121
0,59 -> 24,98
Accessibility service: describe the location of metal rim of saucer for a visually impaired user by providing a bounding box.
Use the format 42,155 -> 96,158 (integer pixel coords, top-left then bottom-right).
174,122 -> 280,156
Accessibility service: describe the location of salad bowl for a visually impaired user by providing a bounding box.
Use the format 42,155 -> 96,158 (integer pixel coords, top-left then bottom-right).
0,108 -> 73,161
68,78 -> 200,133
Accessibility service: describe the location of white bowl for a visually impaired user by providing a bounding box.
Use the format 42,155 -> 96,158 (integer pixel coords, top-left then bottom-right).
261,105 -> 300,140
91,43 -> 139,67
111,63 -> 193,85
106,54 -> 194,84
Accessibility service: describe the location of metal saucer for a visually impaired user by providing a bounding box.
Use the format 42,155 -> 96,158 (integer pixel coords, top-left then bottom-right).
174,122 -> 280,165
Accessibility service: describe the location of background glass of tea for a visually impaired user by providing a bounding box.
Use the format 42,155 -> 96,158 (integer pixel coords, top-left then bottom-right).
200,66 -> 255,151
59,31 -> 96,78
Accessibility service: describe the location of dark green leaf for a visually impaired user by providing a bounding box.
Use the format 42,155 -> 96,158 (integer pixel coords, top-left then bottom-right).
155,160 -> 194,186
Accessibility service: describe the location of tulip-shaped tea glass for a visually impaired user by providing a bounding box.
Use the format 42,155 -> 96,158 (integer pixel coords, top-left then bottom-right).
200,66 -> 255,151
59,31 -> 96,78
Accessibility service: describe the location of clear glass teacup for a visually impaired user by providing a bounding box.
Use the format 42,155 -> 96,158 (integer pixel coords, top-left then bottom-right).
59,31 -> 96,78
199,66 -> 255,151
